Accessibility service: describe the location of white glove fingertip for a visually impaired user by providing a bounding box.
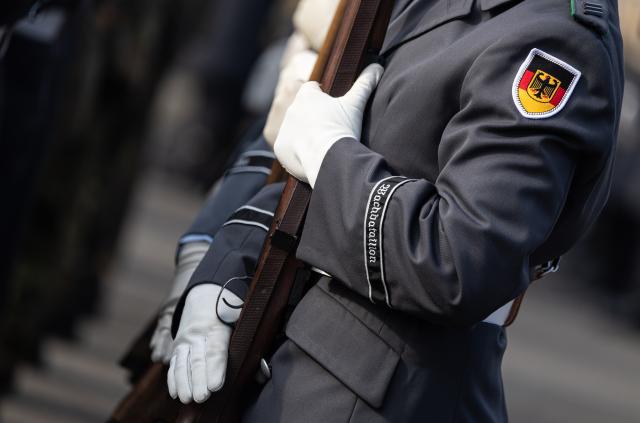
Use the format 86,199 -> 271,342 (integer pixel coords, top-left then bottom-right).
205,336 -> 229,392
175,346 -> 193,404
159,334 -> 174,364
342,63 -> 385,111
361,63 -> 385,84
194,389 -> 211,404
208,371 -> 226,393
149,329 -> 159,348
167,355 -> 178,399
369,63 -> 385,78
151,348 -> 163,363
179,392 -> 193,404
190,340 -> 210,403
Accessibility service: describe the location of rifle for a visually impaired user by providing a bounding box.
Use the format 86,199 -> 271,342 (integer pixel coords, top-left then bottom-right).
109,0 -> 394,421
109,318 -> 180,423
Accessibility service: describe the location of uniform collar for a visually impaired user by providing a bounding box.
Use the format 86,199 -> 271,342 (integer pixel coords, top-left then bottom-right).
381,0 -> 520,54
381,0 -> 474,54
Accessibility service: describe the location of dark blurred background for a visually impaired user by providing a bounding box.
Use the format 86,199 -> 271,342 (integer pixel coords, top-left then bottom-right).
0,1 -> 639,422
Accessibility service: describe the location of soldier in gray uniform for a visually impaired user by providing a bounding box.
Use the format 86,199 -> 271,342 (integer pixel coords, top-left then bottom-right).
171,0 -> 624,421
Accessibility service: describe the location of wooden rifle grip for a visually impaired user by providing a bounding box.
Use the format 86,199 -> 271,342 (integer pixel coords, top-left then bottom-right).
310,0 -> 349,83
109,363 -> 180,423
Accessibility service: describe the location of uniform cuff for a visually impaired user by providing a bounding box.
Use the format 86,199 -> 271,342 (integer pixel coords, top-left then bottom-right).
297,139 -> 395,302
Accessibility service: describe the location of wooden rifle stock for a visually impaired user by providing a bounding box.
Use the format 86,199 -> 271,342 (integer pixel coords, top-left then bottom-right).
109,362 -> 180,423
109,1 -> 393,422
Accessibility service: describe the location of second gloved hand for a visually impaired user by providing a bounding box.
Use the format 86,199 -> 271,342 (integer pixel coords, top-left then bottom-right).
273,63 -> 384,187
150,241 -> 210,363
167,284 -> 243,404
263,48 -> 318,147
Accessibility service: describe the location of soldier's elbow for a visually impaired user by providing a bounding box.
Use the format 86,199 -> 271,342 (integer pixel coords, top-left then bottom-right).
421,287 -> 503,327
434,301 -> 490,327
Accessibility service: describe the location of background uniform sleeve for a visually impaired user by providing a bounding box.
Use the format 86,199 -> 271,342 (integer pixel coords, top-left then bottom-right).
296,21 -> 622,326
178,136 -> 275,248
171,182 -> 284,336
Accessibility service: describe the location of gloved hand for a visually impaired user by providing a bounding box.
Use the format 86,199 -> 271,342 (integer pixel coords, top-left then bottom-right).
274,63 -> 384,187
293,0 -> 341,51
262,0 -> 340,145
149,241 -> 210,363
263,49 -> 318,147
167,284 -> 243,404
279,31 -> 310,73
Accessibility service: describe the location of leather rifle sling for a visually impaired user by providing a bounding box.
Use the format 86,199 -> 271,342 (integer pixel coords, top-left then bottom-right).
175,1 -> 395,422
503,259 -> 560,327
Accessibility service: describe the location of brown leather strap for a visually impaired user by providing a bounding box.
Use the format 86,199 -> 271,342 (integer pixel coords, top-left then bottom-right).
503,295 -> 525,327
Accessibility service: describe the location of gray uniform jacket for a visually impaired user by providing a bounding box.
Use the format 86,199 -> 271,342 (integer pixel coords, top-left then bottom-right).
244,0 -> 624,422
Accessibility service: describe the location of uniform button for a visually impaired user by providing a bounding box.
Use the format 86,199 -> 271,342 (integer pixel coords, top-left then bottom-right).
260,358 -> 272,379
255,358 -> 272,384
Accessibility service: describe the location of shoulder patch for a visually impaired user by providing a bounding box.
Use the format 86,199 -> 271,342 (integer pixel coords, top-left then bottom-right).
512,48 -> 581,119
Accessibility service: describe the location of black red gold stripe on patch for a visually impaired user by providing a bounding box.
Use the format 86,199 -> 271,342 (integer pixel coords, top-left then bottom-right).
512,49 -> 580,119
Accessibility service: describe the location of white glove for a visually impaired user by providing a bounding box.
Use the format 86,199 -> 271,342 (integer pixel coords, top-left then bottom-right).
279,31 -> 311,71
149,241 -> 209,363
167,283 -> 244,404
263,49 -> 318,147
262,0 -> 340,146
274,63 -> 384,187
293,0 -> 341,51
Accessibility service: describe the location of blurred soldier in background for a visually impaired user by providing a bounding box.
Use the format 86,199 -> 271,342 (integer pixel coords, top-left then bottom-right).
1,0 -> 86,390
582,0 -> 640,325
0,0 -> 286,394
0,1 -> 36,25
149,0 -> 297,189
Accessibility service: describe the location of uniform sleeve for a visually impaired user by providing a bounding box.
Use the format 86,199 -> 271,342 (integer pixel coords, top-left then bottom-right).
296,22 -> 621,326
178,136 -> 275,248
171,182 -> 284,336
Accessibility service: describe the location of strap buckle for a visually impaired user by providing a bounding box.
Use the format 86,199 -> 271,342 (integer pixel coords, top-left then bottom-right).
270,229 -> 298,252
